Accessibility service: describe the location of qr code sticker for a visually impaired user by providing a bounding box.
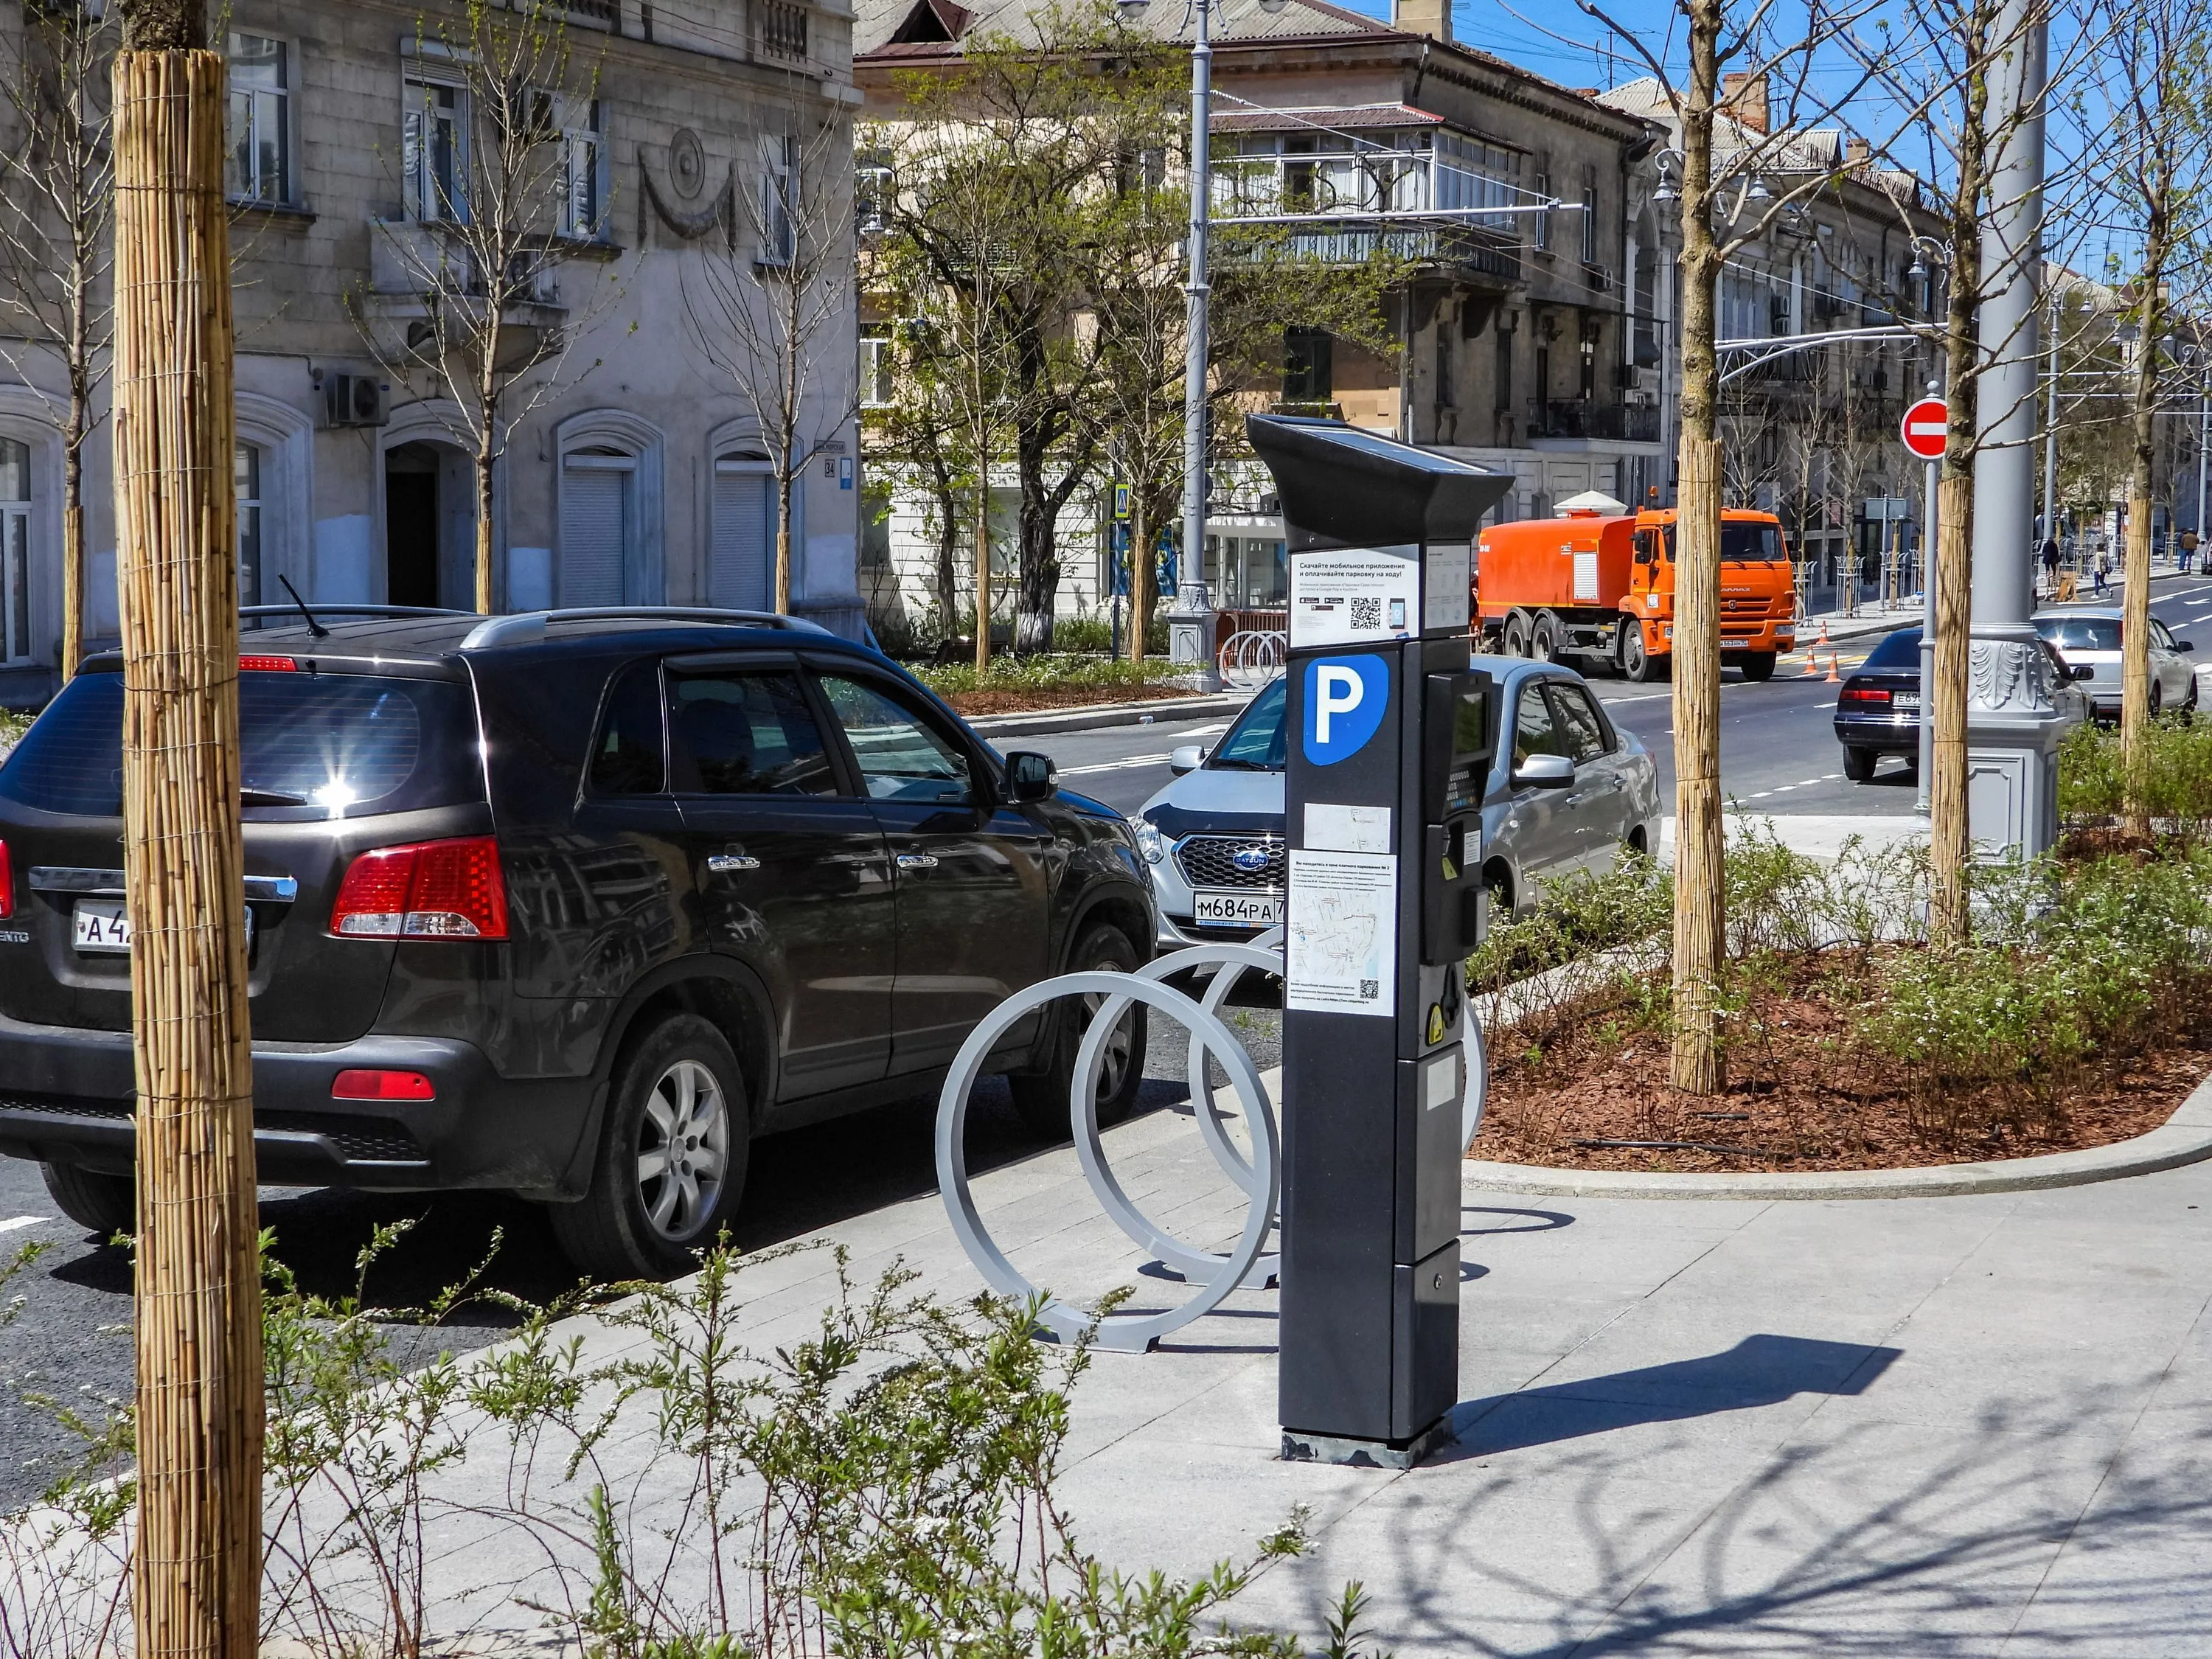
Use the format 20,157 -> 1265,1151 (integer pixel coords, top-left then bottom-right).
1360,978 -> 1379,999
1349,597 -> 1382,630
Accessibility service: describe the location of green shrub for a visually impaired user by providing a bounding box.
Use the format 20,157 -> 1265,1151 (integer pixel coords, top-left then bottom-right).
1857,945 -> 2090,1138
914,653 -> 1190,698
2058,715 -> 2212,835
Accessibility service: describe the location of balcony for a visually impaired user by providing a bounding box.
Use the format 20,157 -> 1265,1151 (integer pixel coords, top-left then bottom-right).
1527,400 -> 1660,442
366,220 -> 565,327
755,0 -> 808,61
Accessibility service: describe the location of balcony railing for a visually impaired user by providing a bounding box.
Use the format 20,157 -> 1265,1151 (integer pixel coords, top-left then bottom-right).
756,0 -> 808,60
1527,400 -> 1660,442
1266,221 -> 1520,284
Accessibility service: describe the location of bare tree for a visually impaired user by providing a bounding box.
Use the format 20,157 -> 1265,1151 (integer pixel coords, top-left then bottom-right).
350,0 -> 613,614
2078,0 -> 2212,830
687,102 -> 857,615
0,0 -> 114,679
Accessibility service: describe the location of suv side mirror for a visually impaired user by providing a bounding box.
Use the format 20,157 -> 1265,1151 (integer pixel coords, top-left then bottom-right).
1169,744 -> 1206,775
1004,750 -> 1056,802
2178,641 -> 2196,653
2070,662 -> 2095,681
1514,752 -> 1575,790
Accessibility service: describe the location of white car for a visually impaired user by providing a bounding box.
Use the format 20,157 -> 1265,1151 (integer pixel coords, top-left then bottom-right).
2031,607 -> 2197,720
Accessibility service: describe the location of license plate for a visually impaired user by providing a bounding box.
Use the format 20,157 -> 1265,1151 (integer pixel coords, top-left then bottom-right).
1192,888 -> 1284,928
73,899 -> 254,955
1721,638 -> 1750,650
1894,693 -> 1921,712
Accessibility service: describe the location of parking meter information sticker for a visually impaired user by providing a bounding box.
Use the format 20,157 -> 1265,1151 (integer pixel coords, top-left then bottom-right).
1304,802 -> 1391,854
1425,543 -> 1471,633
1285,850 -> 1397,1017
1290,546 -> 1419,647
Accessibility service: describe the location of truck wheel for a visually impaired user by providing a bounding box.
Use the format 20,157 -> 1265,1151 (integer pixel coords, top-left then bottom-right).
1739,652 -> 1777,682
1009,923 -> 1147,1141
1621,624 -> 1663,684
1501,611 -> 1531,657
1843,747 -> 1877,782
42,1162 -> 133,1239
551,1013 -> 751,1281
1530,612 -> 1560,662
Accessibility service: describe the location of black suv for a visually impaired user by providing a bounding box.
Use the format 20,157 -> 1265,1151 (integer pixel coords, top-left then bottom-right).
0,610 -> 1155,1276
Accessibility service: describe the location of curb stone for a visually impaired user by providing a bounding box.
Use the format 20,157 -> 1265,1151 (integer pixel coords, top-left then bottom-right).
1464,1066 -> 2212,1200
965,691 -> 1253,740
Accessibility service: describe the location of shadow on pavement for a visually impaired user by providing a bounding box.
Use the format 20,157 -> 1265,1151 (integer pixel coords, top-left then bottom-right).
1439,1335 -> 1902,1461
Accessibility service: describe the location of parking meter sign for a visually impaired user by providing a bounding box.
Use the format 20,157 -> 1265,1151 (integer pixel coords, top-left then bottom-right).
1301,655 -> 1391,765
1901,397 -> 1948,461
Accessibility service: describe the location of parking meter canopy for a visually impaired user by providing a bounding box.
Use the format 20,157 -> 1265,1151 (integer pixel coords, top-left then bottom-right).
1245,414 -> 1513,553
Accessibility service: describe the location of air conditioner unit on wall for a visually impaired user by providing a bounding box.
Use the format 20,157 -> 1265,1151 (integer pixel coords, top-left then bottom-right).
324,373 -> 389,428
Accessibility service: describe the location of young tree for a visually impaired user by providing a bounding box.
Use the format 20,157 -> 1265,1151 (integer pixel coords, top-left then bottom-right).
2081,0 -> 2212,830
0,0 -> 114,680
108,1 -> 261,1652
686,102 -> 858,615
351,0 -> 611,615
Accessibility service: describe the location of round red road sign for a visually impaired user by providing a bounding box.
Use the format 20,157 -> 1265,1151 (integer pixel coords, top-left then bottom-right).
1900,397 -> 1948,460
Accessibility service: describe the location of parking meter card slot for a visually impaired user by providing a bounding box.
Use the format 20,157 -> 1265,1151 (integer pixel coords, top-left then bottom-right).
1286,850 -> 1397,1018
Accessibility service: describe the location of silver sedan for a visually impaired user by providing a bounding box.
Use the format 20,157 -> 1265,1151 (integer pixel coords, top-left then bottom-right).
1131,657 -> 1664,949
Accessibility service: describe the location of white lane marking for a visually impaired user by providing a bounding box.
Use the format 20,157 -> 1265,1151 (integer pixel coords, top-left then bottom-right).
1059,754 -> 1176,776
0,1216 -> 47,1235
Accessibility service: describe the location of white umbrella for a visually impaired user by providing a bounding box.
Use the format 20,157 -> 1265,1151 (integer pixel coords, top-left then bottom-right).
1554,490 -> 1628,515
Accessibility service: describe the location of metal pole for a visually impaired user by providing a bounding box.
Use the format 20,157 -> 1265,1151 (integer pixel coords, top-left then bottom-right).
2197,372 -> 2208,556
1972,0 -> 2045,632
1918,383 -> 1939,812
1180,0 -> 1212,618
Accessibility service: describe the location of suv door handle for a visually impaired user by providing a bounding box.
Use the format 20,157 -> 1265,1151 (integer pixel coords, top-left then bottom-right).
706,852 -> 760,874
896,852 -> 939,870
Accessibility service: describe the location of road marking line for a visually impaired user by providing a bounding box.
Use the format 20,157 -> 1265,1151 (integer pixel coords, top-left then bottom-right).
1059,754 -> 1175,776
0,1216 -> 46,1235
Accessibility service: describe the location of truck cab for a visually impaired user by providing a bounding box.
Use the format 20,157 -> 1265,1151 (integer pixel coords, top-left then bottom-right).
1474,507 -> 1797,684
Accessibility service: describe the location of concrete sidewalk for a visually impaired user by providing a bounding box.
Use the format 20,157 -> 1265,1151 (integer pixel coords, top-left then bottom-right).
308,1054 -> 2209,1656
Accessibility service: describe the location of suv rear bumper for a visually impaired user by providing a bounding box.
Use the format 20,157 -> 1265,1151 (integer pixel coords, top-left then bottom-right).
0,1017 -> 594,1194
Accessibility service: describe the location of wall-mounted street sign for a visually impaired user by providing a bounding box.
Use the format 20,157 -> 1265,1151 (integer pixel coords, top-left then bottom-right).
1901,396 -> 1949,462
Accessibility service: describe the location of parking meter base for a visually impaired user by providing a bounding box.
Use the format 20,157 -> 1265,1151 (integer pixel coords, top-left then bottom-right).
1281,1413 -> 1458,1471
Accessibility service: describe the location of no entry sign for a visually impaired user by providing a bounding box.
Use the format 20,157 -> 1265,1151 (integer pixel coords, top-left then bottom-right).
1901,397 -> 1949,461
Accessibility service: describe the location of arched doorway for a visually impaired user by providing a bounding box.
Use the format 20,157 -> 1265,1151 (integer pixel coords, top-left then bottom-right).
383,440 -> 474,608
709,450 -> 773,611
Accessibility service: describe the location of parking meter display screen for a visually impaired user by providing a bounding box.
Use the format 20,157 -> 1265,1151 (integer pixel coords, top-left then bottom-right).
1452,686 -> 1489,765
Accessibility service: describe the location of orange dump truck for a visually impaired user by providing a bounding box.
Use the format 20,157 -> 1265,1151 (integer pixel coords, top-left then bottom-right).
1472,507 -> 1798,683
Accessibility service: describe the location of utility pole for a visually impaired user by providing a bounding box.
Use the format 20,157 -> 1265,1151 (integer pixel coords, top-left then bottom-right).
1167,0 -> 1220,686
1919,378 -> 1940,815
2042,285 -> 2060,564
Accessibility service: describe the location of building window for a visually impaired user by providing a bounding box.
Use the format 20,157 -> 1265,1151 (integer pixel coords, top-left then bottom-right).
860,484 -> 893,571
860,328 -> 894,406
1534,168 -> 1551,251
236,443 -> 263,608
1580,164 -> 1599,263
561,446 -> 637,605
709,451 -> 774,610
1282,329 -> 1332,403
224,33 -> 289,204
549,95 -> 604,238
403,77 -> 466,223
757,133 -> 796,266
0,439 -> 28,666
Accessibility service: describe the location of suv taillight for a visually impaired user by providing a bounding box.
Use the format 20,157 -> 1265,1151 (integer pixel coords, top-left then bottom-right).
0,839 -> 12,919
330,836 -> 509,939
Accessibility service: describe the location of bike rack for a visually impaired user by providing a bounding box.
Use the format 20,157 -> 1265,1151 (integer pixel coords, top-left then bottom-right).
936,930 -> 1490,1354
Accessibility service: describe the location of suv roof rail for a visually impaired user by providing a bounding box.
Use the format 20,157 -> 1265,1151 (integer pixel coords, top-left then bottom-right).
459,607 -> 834,650
241,604 -> 474,620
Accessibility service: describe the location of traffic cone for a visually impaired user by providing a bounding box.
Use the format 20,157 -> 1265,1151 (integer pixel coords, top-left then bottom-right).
1825,652 -> 1841,683
1801,648 -> 1821,676
1817,617 -> 1832,647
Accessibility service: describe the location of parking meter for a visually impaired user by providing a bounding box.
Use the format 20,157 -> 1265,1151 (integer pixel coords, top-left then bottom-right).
1245,414 -> 1511,1467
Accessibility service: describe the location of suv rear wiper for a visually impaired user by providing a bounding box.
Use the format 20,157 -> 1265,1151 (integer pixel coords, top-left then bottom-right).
240,785 -> 308,806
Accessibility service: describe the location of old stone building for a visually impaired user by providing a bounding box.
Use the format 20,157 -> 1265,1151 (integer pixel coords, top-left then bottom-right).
0,0 -> 861,703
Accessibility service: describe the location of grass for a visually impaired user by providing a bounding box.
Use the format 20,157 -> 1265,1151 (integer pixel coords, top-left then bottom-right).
912,653 -> 1192,698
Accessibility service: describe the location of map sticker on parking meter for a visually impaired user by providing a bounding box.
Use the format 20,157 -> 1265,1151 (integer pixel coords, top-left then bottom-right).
1301,655 -> 1391,764
1290,546 -> 1419,647
1286,850 -> 1397,1016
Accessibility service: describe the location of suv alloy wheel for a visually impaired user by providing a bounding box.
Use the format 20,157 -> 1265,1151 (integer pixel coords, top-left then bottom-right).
552,1013 -> 751,1279
41,1161 -> 134,1237
1009,923 -> 1147,1140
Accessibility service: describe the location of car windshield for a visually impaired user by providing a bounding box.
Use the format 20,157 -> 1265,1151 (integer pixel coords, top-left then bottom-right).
1863,628 -> 1923,669
1662,523 -> 1786,562
0,669 -> 486,818
1208,676 -> 1286,770
2037,616 -> 2122,653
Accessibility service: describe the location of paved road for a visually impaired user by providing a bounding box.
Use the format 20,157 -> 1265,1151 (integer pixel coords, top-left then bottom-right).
7,576 -> 2211,1512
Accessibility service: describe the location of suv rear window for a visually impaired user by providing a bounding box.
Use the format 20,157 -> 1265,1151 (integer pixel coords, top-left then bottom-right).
0,669 -> 486,818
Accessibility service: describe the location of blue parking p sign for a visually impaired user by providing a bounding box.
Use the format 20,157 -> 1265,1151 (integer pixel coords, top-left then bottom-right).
1301,654 -> 1390,765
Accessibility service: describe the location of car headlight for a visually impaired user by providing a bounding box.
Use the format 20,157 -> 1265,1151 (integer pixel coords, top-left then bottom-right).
1133,817 -> 1165,865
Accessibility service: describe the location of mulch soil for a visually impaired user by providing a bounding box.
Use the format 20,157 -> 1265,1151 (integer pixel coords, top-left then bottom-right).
943,682 -> 1204,716
1471,955 -> 2207,1174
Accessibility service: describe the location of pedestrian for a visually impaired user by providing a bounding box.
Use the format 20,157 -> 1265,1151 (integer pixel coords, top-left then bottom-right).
2094,549 -> 2111,597
2040,538 -> 2059,597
